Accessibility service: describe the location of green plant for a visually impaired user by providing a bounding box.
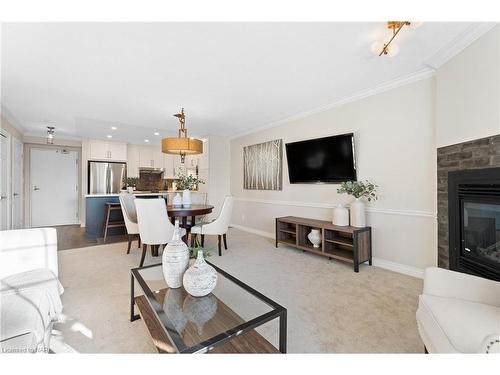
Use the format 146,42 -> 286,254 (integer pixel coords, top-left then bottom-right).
126,177 -> 139,188
176,171 -> 205,190
188,235 -> 212,259
337,180 -> 379,201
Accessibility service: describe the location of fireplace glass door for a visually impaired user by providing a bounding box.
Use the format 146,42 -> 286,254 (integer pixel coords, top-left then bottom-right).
461,199 -> 500,266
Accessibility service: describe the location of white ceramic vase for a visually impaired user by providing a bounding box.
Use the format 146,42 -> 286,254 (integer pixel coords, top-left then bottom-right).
307,229 -> 321,248
350,198 -> 366,227
183,250 -> 217,297
172,192 -> 182,207
162,221 -> 190,288
182,189 -> 192,207
332,204 -> 349,226
126,186 -> 134,193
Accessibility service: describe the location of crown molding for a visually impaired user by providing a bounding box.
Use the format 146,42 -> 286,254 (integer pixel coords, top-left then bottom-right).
425,23 -> 498,69
229,68 -> 435,140
1,105 -> 26,133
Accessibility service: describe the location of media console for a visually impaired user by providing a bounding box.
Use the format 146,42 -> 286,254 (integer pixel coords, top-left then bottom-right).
275,216 -> 372,273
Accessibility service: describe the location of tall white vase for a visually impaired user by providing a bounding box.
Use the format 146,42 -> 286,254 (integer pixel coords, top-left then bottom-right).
350,198 -> 366,227
182,189 -> 192,207
162,220 -> 190,288
332,204 -> 349,226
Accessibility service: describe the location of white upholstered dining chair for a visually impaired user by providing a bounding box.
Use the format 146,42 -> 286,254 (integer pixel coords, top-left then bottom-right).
190,195 -> 234,256
119,193 -> 141,254
135,198 -> 186,267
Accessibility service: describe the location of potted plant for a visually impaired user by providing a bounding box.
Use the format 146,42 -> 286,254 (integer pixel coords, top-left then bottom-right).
176,172 -> 205,207
337,180 -> 378,227
126,177 -> 139,193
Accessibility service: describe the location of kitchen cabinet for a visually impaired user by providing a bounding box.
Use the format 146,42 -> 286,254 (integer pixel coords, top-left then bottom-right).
89,140 -> 127,161
138,145 -> 163,168
162,154 -> 175,179
127,145 -> 140,178
184,155 -> 198,168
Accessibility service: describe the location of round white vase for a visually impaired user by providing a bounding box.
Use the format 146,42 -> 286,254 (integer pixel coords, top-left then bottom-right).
126,186 -> 134,193
162,221 -> 190,288
183,250 -> 217,297
172,192 -> 182,207
307,229 -> 321,248
350,198 -> 366,227
332,204 -> 349,226
182,189 -> 192,207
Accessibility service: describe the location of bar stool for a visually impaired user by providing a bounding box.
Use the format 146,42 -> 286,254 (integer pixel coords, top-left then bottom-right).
102,202 -> 126,242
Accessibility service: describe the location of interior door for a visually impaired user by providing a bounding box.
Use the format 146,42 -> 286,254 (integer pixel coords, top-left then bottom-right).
31,148 -> 79,227
0,132 -> 9,230
11,138 -> 23,229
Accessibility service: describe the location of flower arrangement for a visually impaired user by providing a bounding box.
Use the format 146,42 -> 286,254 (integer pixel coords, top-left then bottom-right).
126,177 -> 139,188
176,172 -> 205,190
337,180 -> 379,201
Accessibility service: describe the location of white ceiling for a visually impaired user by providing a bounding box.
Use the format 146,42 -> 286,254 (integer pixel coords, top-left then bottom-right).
0,22 -> 491,143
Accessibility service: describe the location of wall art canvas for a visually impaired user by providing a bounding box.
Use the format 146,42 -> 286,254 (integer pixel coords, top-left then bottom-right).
243,139 -> 282,190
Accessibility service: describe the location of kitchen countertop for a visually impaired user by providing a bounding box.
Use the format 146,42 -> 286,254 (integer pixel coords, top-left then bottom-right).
85,191 -> 175,198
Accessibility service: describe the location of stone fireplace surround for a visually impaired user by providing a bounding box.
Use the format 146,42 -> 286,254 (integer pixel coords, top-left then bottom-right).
437,134 -> 500,269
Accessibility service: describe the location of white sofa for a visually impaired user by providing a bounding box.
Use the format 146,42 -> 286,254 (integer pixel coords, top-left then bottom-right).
416,267 -> 500,353
0,228 -> 64,353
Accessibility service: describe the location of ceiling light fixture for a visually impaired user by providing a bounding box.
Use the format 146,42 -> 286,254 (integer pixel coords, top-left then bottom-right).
373,21 -> 412,57
111,126 -> 117,130
154,132 -> 160,136
161,108 -> 203,163
107,135 -> 112,139
46,126 -> 55,144
144,139 -> 150,143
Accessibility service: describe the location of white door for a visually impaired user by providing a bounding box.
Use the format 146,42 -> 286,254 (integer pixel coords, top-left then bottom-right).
31,148 -> 79,227
12,138 -> 23,229
0,132 -> 10,230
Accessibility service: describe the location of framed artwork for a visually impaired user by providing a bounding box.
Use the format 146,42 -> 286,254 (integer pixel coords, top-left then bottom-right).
243,139 -> 282,190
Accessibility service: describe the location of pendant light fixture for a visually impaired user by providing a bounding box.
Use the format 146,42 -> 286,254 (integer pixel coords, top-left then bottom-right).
46,126 -> 55,144
371,21 -> 420,57
161,108 -> 203,163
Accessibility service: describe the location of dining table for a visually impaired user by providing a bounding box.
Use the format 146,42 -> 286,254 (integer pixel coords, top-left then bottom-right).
166,204 -> 214,243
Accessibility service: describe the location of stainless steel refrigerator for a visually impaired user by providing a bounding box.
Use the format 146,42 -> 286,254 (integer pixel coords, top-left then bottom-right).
88,161 -> 127,194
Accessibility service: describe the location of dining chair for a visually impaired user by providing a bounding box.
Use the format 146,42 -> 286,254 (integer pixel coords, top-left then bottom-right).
119,193 -> 141,253
190,195 -> 234,256
135,198 -> 187,267
187,192 -> 208,226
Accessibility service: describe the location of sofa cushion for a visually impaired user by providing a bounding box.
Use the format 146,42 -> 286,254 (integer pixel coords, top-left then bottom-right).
418,294 -> 500,353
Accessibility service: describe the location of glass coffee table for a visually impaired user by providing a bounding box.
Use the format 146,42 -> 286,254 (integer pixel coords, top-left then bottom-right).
130,262 -> 287,353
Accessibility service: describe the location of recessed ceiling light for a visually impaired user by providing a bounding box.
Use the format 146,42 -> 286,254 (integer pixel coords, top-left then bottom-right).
154,132 -> 160,136
106,135 -> 112,139
144,139 -> 149,143
111,126 -> 117,130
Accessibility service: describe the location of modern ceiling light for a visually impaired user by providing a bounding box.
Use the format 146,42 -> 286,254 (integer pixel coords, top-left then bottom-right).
46,126 -> 55,144
111,126 -> 117,130
161,108 -> 203,163
154,131 -> 160,136
144,139 -> 150,143
373,21 -> 413,57
106,135 -> 112,139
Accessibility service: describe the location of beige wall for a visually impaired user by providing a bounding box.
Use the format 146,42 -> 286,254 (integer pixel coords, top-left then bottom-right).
230,78 -> 437,274
436,25 -> 500,148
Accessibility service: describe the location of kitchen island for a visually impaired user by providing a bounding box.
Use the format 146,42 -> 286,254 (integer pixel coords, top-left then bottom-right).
85,192 -> 171,238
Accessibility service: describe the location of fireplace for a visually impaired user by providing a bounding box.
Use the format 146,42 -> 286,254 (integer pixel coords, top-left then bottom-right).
449,167 -> 500,281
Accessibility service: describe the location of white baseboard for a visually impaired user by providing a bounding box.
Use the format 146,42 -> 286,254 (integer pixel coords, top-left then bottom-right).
230,223 -> 424,279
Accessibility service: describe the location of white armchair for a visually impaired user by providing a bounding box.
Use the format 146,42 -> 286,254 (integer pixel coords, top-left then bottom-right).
0,228 -> 64,353
190,195 -> 234,256
119,193 -> 141,254
416,267 -> 500,353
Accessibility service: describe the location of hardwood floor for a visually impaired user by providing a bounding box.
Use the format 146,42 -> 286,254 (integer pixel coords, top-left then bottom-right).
56,225 -> 128,251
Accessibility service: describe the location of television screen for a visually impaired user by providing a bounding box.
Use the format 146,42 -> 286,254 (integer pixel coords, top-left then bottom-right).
285,133 -> 356,183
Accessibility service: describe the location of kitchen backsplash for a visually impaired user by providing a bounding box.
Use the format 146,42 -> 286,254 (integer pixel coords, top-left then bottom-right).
137,172 -> 175,191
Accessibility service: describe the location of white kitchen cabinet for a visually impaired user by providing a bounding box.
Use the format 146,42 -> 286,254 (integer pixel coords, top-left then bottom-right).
89,139 -> 127,161
127,144 -> 140,178
139,145 -> 164,168
162,154 -> 175,179
184,155 -> 199,168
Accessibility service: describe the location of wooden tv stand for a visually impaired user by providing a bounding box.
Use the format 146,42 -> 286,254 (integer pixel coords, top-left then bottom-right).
275,216 -> 372,273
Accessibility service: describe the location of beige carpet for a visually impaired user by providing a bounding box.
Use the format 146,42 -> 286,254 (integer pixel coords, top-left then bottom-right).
53,228 -> 424,353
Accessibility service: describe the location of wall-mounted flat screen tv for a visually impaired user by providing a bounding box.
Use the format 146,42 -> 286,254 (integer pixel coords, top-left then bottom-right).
285,133 -> 356,183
